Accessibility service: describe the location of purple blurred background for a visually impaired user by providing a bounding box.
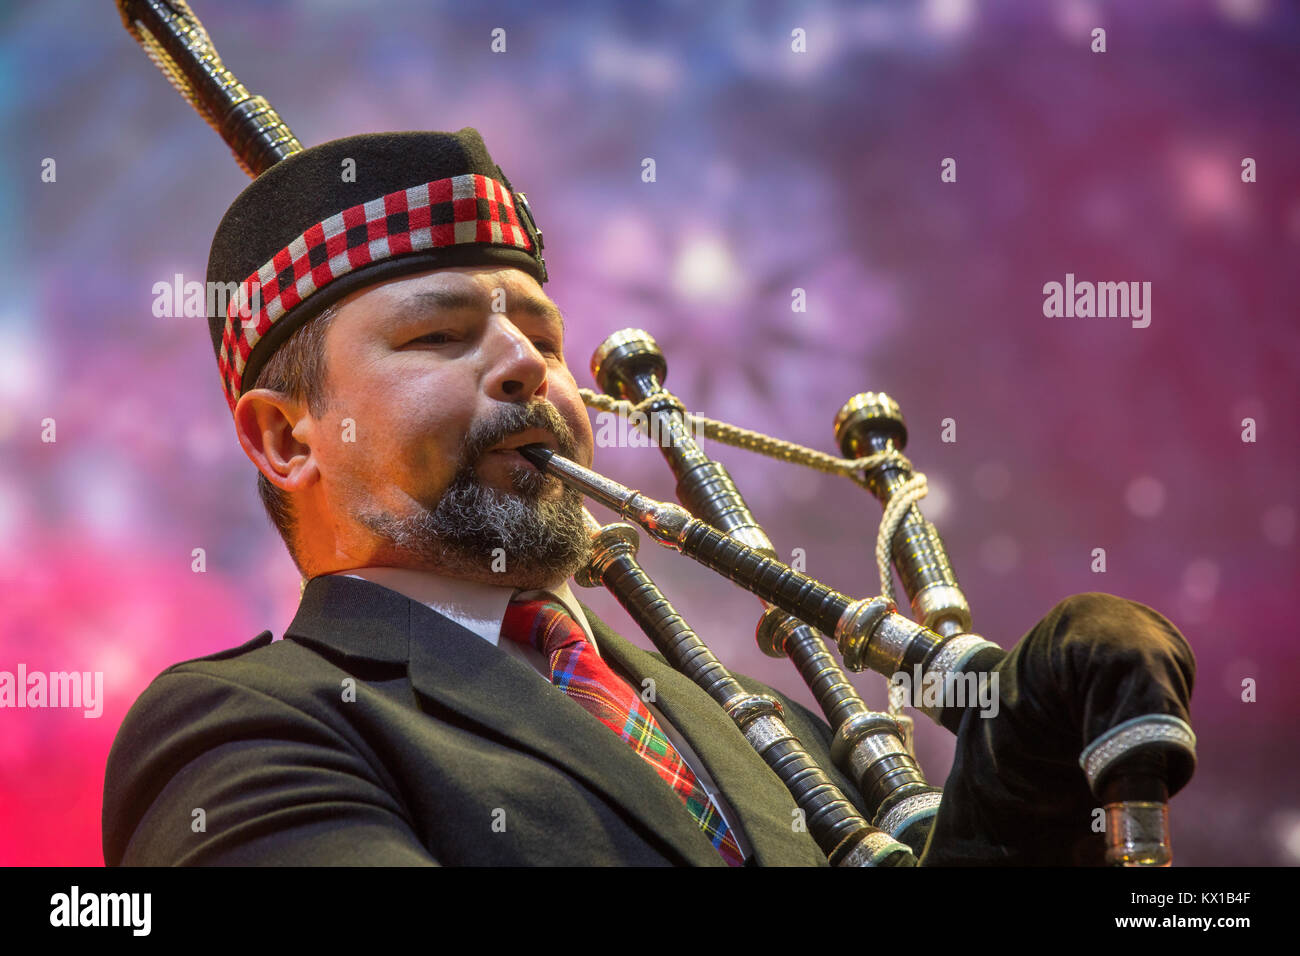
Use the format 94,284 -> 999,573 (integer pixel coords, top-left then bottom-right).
1,0 -> 1296,865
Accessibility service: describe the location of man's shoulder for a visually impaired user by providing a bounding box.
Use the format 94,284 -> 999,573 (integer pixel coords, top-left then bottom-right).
109,629 -> 365,757
138,629 -> 334,697
102,628 -> 411,867
160,628 -> 308,667
181,629 -> 277,663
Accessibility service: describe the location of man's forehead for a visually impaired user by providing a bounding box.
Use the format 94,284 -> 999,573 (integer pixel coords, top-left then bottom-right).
348,270 -> 563,328
404,287 -> 563,323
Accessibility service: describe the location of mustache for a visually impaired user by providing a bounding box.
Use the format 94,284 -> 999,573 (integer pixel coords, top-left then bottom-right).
458,401 -> 580,470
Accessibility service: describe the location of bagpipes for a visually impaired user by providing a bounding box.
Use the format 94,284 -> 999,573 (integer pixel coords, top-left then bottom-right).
554,331 -> 1196,866
120,0 -> 1197,867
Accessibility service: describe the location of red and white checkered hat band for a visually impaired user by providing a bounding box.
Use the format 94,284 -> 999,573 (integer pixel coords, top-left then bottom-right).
217,173 -> 534,412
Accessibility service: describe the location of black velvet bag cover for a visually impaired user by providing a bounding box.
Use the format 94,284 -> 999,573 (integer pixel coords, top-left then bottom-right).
920,592 -> 1196,865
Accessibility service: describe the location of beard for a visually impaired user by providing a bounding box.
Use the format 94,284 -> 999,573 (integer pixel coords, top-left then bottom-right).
356,401 -> 592,589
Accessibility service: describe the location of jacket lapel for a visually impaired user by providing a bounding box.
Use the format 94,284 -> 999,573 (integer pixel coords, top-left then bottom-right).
284,574 -> 732,866
580,602 -> 830,867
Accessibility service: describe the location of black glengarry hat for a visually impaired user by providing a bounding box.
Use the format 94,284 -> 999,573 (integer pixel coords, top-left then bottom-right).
206,128 -> 546,414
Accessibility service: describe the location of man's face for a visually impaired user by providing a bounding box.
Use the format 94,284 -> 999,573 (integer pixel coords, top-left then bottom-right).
292,265 -> 596,586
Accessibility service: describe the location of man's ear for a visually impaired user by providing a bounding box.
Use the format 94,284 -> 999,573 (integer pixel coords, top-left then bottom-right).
233,388 -> 321,493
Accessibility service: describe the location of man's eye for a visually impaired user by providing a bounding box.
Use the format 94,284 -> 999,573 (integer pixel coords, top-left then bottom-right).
407,331 -> 456,346
532,339 -> 561,355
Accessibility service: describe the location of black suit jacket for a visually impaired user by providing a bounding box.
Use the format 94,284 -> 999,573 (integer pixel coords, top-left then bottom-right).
103,573 -> 874,866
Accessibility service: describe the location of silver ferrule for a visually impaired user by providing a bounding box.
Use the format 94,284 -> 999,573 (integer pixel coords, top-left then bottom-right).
755,606 -> 803,659
726,694 -> 784,732
843,727 -> 910,786
914,633 -> 1003,724
737,712 -> 792,756
1079,714 -> 1198,793
835,602 -> 944,677
832,598 -> 893,672
836,830 -> 915,868
574,519 -> 641,589
829,711 -> 901,768
866,612 -> 927,675
1104,801 -> 1171,867
638,501 -> 694,545
912,584 -> 973,635
876,790 -> 944,841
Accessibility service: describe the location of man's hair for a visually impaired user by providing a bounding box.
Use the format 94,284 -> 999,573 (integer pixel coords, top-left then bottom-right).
249,305 -> 339,575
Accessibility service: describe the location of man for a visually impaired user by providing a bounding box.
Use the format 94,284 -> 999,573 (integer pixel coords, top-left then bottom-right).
102,128 -> 861,866
103,128 -> 1197,866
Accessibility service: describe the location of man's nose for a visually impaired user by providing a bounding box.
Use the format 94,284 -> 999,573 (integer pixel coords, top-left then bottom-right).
483,317 -> 549,402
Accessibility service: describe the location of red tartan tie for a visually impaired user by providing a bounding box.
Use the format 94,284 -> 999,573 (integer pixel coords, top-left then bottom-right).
502,597 -> 745,866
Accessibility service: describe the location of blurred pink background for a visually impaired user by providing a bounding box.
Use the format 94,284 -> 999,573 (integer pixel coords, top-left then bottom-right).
0,0 -> 1296,865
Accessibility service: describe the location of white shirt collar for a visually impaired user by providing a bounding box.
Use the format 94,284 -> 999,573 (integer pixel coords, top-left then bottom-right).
329,566 -> 599,655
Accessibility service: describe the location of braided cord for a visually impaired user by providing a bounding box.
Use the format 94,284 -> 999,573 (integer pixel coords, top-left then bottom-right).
875,475 -> 929,720
580,389 -> 915,477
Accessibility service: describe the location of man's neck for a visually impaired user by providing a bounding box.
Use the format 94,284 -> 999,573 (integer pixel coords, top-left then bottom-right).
331,564 -> 596,651
330,563 -> 567,595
